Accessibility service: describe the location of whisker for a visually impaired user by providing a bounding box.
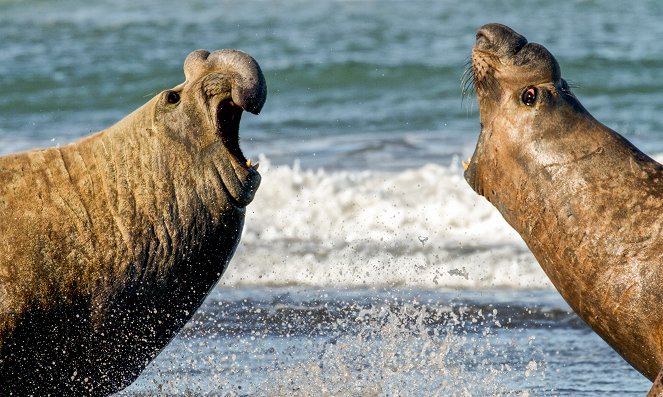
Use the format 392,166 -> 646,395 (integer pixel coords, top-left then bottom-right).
461,53 -> 501,115
476,62 -> 499,98
460,70 -> 473,96
460,58 -> 476,109
460,59 -> 473,88
483,72 -> 499,98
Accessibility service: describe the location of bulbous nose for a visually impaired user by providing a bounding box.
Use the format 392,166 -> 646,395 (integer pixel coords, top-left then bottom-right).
475,23 -> 528,56
183,49 -> 267,115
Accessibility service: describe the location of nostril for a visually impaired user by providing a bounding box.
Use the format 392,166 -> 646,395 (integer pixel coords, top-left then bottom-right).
476,23 -> 528,55
475,31 -> 491,49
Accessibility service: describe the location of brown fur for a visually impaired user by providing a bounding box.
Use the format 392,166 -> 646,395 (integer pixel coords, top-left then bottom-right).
0,49 -> 266,396
465,23 -> 663,386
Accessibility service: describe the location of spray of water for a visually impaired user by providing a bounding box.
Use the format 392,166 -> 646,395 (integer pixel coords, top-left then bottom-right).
120,293 -> 552,396
261,302 -> 545,397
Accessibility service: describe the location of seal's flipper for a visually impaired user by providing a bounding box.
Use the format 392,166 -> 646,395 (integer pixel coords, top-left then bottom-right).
647,367 -> 663,397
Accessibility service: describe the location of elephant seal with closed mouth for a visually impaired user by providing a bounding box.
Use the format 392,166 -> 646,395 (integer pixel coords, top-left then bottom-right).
0,49 -> 266,396
464,23 -> 663,394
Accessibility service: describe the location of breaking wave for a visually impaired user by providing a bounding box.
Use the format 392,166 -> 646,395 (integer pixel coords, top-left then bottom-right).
223,155 -> 551,290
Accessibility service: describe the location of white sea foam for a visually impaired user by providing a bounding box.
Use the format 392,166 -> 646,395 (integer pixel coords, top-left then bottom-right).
221,155 -> 551,289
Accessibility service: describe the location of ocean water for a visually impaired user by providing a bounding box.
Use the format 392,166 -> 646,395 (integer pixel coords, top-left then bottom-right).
2,0 -> 663,395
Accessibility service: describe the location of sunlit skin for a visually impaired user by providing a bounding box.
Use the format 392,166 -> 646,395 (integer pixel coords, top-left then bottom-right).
464,23 -> 663,392
0,49 -> 266,396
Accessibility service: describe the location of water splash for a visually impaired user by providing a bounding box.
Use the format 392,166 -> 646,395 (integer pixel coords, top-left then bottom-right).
118,289 -> 556,396
260,302 -> 546,397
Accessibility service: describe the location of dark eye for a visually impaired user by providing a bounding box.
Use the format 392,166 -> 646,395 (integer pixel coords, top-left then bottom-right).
521,87 -> 537,106
166,91 -> 180,104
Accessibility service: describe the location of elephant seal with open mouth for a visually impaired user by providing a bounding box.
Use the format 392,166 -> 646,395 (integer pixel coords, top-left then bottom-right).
464,23 -> 663,395
0,49 -> 266,396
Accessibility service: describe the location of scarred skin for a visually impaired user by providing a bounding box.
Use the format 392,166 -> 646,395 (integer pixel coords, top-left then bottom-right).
0,49 -> 266,396
464,23 -> 663,387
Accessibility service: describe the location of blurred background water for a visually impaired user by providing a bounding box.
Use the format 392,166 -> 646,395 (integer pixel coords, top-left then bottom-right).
1,0 -> 661,395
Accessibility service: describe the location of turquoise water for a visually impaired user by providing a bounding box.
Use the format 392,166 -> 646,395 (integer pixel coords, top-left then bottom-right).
4,0 -> 663,168
1,0 -> 662,395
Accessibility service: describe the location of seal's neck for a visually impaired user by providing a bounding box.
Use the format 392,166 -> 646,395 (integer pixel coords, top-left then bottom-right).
61,96 -> 237,286
487,118 -> 663,380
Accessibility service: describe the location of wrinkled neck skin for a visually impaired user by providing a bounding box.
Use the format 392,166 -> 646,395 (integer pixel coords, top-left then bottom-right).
471,92 -> 663,380
0,95 -> 243,393
74,96 -> 244,305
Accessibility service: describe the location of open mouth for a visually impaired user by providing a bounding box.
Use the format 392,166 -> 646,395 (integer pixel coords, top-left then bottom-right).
188,49 -> 266,208
211,98 -> 262,208
216,100 -> 259,171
